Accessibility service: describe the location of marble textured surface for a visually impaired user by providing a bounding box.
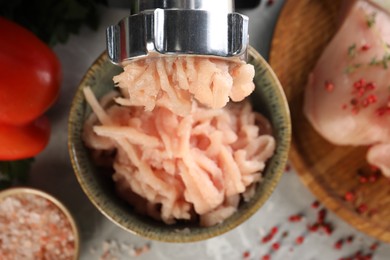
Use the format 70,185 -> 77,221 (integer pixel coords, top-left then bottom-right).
28,1 -> 390,259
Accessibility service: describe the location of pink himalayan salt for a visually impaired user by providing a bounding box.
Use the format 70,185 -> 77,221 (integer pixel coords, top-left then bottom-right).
0,192 -> 76,259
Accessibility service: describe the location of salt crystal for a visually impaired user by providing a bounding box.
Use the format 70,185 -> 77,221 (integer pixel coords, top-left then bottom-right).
94,240 -> 151,259
0,192 -> 76,259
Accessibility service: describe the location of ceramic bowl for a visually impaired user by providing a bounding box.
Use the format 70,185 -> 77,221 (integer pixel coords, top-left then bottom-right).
68,46 -> 291,242
0,187 -> 80,259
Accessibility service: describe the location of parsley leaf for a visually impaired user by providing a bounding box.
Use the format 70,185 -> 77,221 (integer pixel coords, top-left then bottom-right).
366,12 -> 377,28
348,43 -> 357,58
344,63 -> 362,74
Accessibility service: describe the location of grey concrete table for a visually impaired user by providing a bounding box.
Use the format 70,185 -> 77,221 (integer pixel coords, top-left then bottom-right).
28,1 -> 390,259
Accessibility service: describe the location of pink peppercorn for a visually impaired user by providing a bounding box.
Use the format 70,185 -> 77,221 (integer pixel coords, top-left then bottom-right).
357,204 -> 368,214
312,201 -> 320,209
359,176 -> 368,183
361,44 -> 370,51
334,239 -> 344,250
262,235 -> 272,244
266,0 -> 274,6
242,251 -> 250,259
344,191 -> 355,202
295,236 -> 304,245
317,208 -> 327,223
308,223 -> 319,232
324,81 -> 335,92
346,236 -> 354,243
321,223 -> 333,235
271,226 -> 278,234
369,242 -> 379,251
288,214 -> 302,222
272,242 -> 280,251
262,254 -> 271,260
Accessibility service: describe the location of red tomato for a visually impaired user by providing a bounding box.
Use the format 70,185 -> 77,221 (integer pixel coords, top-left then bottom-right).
0,116 -> 50,160
0,17 -> 61,125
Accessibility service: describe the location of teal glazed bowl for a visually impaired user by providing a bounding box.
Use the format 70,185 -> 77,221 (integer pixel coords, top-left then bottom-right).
68,46 -> 291,242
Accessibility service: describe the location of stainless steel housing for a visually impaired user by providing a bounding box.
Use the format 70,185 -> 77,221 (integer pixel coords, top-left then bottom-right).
106,0 -> 249,65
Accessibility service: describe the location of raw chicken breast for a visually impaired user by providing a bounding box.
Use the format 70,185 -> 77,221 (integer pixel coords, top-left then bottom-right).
304,0 -> 390,176
367,143 -> 390,176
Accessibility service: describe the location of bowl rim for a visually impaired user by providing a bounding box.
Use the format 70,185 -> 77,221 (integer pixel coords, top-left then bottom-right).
68,46 -> 291,242
0,187 -> 80,259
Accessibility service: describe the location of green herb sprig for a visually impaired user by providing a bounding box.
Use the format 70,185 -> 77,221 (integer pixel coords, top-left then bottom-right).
369,53 -> 390,69
366,12 -> 377,28
345,63 -> 362,74
0,0 -> 107,46
348,43 -> 357,58
0,159 -> 34,190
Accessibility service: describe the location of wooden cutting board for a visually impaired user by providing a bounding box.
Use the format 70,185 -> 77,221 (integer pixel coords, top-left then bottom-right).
269,0 -> 390,242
